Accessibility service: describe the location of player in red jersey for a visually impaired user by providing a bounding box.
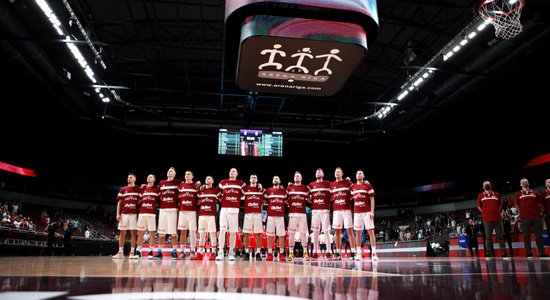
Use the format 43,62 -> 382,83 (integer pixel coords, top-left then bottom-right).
287,171 -> 310,261
242,174 -> 265,261
155,167 -> 182,259
177,170 -> 201,259
193,176 -> 221,261
217,168 -> 246,261
264,175 -> 288,261
134,174 -> 160,259
308,168 -> 332,260
113,173 -> 141,259
330,167 -> 356,260
350,169 -> 377,261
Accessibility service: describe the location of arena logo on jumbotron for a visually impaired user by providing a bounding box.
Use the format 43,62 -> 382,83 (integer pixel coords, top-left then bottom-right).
256,44 -> 338,83
236,36 -> 365,96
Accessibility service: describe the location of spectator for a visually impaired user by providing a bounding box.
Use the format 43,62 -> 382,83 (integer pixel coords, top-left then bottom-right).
465,219 -> 479,257
502,208 -> 514,256
64,223 -> 77,256
45,220 -> 59,256
41,209 -> 49,225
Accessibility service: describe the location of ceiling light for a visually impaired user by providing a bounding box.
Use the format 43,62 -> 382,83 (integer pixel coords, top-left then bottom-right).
397,91 -> 409,101
34,0 -> 63,36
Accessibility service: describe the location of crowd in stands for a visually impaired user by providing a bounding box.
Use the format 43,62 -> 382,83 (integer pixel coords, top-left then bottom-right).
1,198 -> 36,231
1,197 -> 118,241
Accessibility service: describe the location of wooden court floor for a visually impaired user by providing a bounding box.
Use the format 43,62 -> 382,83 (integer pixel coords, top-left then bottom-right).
1,256 -> 550,299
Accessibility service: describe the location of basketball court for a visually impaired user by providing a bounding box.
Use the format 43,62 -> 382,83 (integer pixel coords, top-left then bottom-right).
1,256 -> 550,299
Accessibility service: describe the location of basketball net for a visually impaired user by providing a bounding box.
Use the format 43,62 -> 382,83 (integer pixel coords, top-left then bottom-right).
478,0 -> 525,39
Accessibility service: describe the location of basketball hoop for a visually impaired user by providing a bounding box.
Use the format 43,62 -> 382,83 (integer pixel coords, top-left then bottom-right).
478,0 -> 525,39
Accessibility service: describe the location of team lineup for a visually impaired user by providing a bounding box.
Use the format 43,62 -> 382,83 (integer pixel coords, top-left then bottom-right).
113,166 -> 378,262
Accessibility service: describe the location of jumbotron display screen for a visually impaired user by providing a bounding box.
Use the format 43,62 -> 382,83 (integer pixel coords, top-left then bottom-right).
218,129 -> 283,157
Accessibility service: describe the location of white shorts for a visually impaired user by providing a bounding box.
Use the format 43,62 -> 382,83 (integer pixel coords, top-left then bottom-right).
332,210 -> 353,229
354,212 -> 374,230
137,213 -> 156,231
243,213 -> 263,234
118,214 -> 137,230
219,207 -> 240,233
266,216 -> 285,236
311,210 -> 331,233
287,213 -> 308,234
177,211 -> 197,231
157,208 -> 178,235
198,215 -> 217,233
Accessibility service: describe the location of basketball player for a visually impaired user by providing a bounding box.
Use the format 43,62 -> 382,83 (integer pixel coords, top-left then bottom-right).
194,176 -> 220,260
134,174 -> 160,259
113,173 -> 140,259
264,175 -> 288,261
177,170 -> 201,259
155,167 -> 182,259
308,168 -> 332,260
287,171 -> 310,261
242,174 -> 264,261
217,167 -> 246,261
350,169 -> 377,261
330,167 -> 356,260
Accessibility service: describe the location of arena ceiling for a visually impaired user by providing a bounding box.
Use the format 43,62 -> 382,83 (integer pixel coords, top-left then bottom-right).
1,0 -> 549,202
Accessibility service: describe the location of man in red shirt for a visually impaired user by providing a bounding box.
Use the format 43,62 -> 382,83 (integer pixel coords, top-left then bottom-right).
177,170 -> 200,259
217,168 -> 246,261
194,176 -> 220,261
242,174 -> 264,261
513,178 -> 547,258
308,168 -> 332,260
330,167 -> 356,260
113,173 -> 141,259
477,181 -> 509,259
541,178 -> 550,238
264,175 -> 287,261
287,171 -> 310,261
155,167 -> 182,259
351,169 -> 377,261
135,174 -> 160,259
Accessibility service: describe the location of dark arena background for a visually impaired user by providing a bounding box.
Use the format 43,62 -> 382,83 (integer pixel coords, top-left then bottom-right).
1,1 -> 550,299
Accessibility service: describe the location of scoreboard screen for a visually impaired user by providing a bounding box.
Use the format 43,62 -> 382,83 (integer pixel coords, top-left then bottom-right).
218,129 -> 283,157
